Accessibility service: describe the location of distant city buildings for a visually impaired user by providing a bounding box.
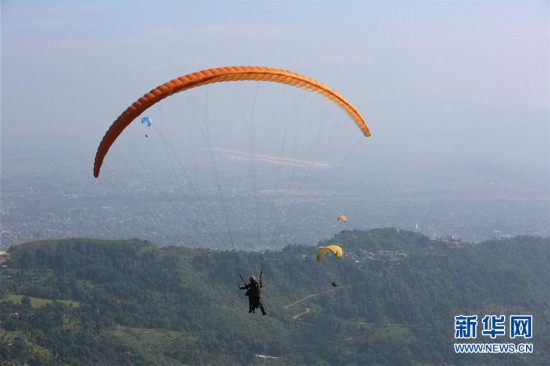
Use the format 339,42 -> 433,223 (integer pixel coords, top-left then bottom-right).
1,154 -> 548,249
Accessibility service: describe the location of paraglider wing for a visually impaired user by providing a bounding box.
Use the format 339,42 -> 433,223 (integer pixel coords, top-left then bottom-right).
316,245 -> 343,262
141,116 -> 152,126
93,66 -> 370,177
337,215 -> 348,223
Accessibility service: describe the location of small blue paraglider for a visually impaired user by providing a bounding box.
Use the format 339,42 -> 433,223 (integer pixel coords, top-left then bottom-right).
141,116 -> 152,127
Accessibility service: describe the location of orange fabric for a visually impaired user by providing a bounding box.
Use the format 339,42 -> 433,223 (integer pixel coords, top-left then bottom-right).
94,66 -> 370,177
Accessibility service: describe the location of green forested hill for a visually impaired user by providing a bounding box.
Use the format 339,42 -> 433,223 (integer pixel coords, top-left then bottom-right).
0,229 -> 548,365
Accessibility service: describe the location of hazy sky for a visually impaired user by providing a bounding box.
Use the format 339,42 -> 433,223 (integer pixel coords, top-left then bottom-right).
2,0 -> 549,167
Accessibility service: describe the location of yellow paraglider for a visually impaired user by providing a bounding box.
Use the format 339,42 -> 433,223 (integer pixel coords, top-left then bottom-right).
93,66 -> 371,178
336,215 -> 348,223
316,245 -> 343,262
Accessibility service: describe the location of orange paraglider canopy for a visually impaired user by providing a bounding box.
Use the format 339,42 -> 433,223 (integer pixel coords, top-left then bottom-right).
337,215 -> 348,223
93,66 -> 370,177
